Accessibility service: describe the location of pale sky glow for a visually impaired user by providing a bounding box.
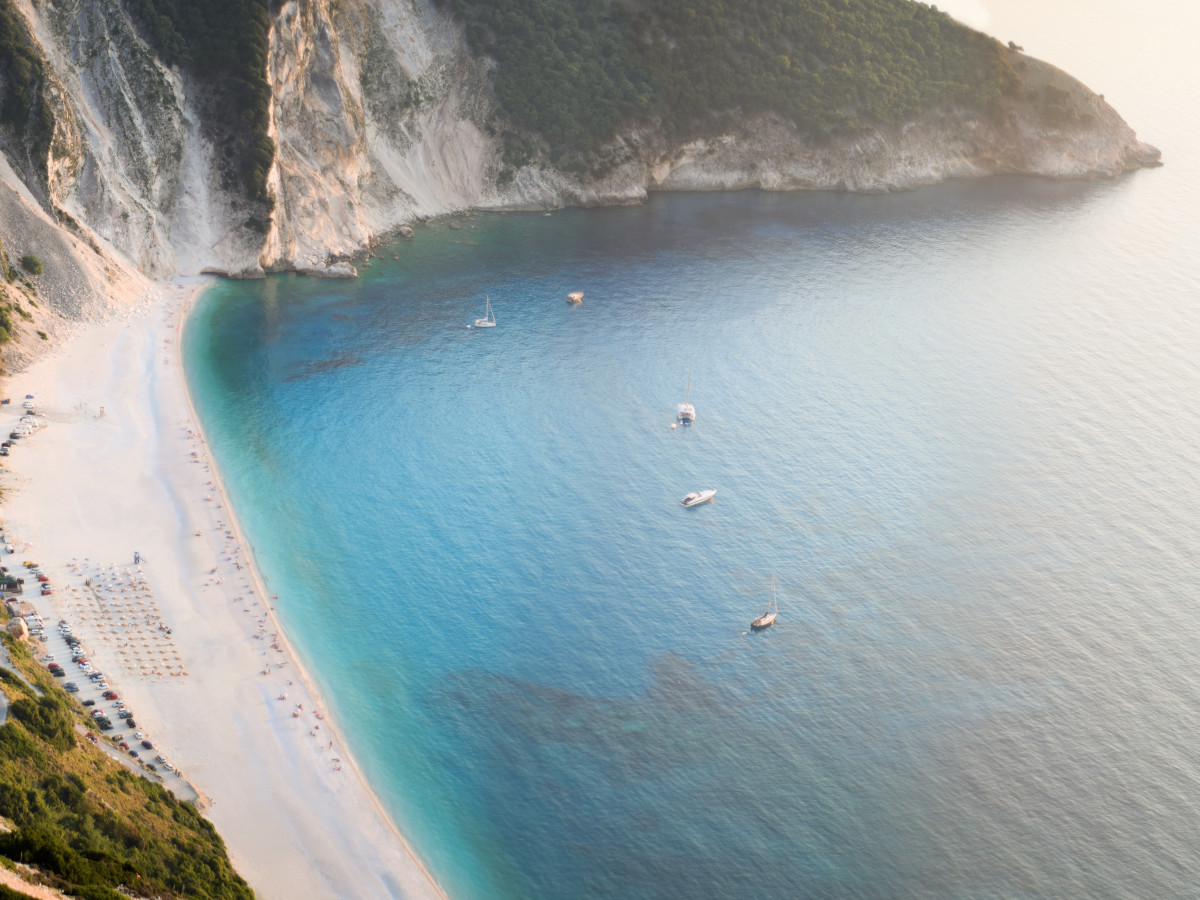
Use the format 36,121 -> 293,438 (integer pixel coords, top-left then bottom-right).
934,0 -> 991,30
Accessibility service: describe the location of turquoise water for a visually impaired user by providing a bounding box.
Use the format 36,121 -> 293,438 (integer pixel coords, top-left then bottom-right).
184,4 -> 1200,898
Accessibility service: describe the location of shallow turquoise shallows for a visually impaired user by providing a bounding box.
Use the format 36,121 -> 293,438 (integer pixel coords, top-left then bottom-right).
183,6 -> 1200,894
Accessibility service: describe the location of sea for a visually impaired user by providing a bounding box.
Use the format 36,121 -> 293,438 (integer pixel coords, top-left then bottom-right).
181,2 -> 1200,897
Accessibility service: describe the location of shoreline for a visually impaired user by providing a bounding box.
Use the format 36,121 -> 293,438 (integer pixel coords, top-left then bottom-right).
0,279 -> 446,899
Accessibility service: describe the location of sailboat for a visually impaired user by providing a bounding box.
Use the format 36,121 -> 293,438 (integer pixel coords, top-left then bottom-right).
750,575 -> 779,630
676,369 -> 696,425
474,296 -> 496,328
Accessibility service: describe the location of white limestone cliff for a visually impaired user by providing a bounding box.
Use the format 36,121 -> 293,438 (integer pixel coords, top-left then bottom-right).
0,0 -> 1161,326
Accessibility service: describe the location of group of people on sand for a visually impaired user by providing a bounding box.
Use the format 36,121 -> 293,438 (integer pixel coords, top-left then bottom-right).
181,418 -> 345,774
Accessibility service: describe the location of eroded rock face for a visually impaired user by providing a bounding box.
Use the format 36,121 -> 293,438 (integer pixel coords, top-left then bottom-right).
18,0 -> 267,279
262,0 -> 501,276
0,0 -> 1161,292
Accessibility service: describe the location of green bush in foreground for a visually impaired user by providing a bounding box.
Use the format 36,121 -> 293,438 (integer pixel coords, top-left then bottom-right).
19,254 -> 40,276
0,633 -> 253,898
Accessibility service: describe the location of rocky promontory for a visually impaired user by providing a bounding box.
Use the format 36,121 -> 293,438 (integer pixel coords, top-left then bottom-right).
0,0 -> 1160,371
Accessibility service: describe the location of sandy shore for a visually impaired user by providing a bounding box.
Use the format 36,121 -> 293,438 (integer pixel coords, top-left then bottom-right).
0,280 -> 446,900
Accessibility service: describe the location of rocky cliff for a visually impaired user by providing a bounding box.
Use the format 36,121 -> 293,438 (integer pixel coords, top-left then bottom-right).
0,0 -> 1160,362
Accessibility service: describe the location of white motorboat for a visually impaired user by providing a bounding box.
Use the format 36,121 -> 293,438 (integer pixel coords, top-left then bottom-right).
681,489 -> 717,507
567,291 -> 584,305
474,296 -> 496,328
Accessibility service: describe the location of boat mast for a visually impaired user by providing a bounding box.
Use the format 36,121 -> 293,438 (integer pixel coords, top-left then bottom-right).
686,368 -> 693,403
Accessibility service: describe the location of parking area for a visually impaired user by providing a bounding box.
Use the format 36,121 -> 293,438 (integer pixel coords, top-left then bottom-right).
6,557 -> 185,787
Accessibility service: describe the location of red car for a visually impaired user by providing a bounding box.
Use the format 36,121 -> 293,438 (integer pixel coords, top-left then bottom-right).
85,733 -> 97,743
36,575 -> 49,582
103,691 -> 118,700
40,588 -> 52,596
118,742 -> 129,751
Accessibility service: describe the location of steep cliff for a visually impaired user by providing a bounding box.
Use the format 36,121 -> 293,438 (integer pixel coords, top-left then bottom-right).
0,0 -> 1161,342
261,0 -> 499,274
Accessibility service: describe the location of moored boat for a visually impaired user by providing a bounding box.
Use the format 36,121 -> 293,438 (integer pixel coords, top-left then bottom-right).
681,489 -> 717,507
677,369 -> 696,425
567,291 -> 584,305
750,575 -> 779,630
474,296 -> 496,328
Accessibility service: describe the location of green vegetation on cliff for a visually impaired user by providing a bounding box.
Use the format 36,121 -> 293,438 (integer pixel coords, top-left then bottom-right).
0,0 -> 55,184
440,0 -> 1021,157
125,0 -> 274,221
0,636 -> 253,899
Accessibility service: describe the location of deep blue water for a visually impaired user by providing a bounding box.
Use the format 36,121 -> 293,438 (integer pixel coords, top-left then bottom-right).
183,4 -> 1200,897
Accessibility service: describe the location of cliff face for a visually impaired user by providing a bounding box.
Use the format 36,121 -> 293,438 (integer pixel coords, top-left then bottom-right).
0,0 -> 1161,304
261,0 -> 499,274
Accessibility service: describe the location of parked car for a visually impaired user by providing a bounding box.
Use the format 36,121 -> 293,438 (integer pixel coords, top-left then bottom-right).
125,719 -> 136,729
128,750 -> 139,758
51,669 -> 65,677
85,732 -> 97,743
141,740 -> 153,750
81,699 -> 95,707
145,763 -> 157,772
118,742 -> 129,750
103,690 -> 118,700
64,683 -> 78,692
118,710 -> 133,719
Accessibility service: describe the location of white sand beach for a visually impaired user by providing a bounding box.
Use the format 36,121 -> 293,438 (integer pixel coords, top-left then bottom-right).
0,280 -> 446,900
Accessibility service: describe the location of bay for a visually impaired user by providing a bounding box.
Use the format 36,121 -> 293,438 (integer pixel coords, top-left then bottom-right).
183,1 -> 1200,896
